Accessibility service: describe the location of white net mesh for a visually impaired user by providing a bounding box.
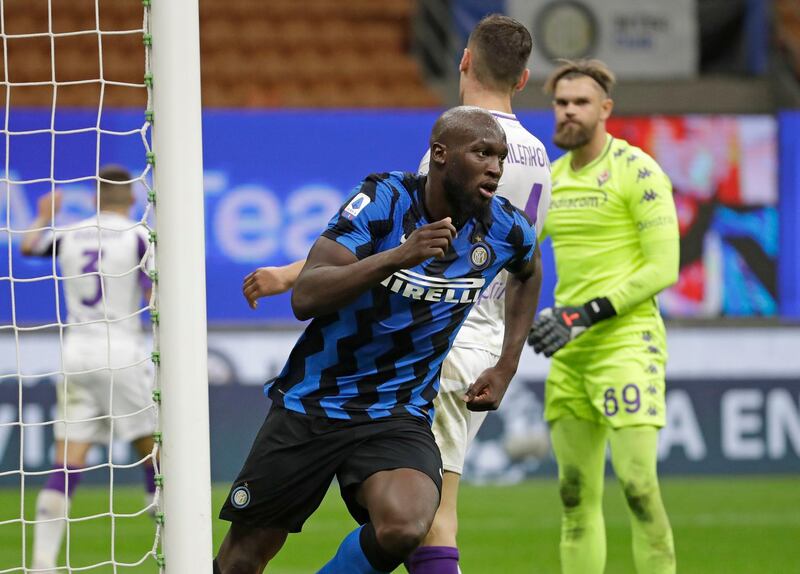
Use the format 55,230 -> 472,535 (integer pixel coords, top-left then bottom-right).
0,1 -> 161,572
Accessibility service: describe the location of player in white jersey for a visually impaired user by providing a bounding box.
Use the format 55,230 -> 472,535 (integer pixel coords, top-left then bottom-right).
240,15 -> 550,573
20,165 -> 157,573
406,16 -> 550,573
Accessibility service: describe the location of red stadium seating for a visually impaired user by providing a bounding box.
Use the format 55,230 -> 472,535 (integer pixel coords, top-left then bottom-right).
0,0 -> 440,108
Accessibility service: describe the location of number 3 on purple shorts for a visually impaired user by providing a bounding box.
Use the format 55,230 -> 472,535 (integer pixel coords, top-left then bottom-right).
603,384 -> 641,417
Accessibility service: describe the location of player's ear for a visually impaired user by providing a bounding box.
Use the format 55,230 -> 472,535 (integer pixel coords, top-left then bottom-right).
600,97 -> 614,121
431,142 -> 447,165
459,48 -> 470,73
515,68 -> 530,93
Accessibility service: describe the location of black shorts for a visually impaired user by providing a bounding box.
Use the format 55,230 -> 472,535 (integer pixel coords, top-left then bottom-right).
219,406 -> 443,533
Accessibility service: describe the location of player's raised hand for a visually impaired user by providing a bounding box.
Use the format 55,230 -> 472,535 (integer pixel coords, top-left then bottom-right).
243,267 -> 291,310
463,366 -> 513,411
36,191 -> 62,219
393,217 -> 457,268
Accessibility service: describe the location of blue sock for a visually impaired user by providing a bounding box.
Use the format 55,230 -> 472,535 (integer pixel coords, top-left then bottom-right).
317,526 -> 388,574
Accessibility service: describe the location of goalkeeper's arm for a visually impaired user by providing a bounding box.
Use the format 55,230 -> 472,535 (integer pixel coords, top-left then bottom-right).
605,157 -> 679,315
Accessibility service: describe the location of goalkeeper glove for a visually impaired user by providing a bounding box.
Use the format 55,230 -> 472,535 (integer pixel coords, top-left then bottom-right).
527,297 -> 615,357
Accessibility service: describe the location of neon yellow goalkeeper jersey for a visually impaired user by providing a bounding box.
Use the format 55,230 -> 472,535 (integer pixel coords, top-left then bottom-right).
542,135 -> 679,335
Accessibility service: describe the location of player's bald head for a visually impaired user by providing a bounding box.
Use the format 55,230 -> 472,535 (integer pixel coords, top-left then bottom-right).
429,106 -> 505,151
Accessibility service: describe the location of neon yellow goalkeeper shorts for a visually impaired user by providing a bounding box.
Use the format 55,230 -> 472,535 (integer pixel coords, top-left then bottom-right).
543,325 -> 667,429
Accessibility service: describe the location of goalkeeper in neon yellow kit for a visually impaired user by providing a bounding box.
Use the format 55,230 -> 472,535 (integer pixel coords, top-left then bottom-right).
528,60 -> 678,574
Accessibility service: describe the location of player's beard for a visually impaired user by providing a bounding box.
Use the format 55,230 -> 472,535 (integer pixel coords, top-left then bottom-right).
553,120 -> 594,150
443,171 -> 489,226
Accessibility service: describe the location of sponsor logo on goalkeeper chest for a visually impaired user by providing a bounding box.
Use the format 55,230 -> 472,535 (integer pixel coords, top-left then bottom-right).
380,268 -> 485,303
549,190 -> 608,210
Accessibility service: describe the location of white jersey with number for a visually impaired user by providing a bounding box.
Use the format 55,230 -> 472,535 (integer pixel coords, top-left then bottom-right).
419,111 -> 551,355
43,212 -> 151,346
31,210 -> 155,443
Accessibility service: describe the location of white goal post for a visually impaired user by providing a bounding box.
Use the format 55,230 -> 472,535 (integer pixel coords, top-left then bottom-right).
150,0 -> 213,572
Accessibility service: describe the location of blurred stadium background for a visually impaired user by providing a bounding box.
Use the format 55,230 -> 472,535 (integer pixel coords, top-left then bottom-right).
0,0 -> 799,572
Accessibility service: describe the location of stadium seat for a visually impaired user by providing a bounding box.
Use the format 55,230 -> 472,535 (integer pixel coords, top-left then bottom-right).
776,0 -> 800,78
194,0 -> 439,107
0,0 -> 440,108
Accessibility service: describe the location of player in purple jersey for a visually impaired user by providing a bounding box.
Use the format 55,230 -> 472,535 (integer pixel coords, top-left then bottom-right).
214,107 -> 541,574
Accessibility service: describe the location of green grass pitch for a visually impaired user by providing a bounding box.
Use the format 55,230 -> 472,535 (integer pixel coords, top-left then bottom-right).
1,477 -> 798,573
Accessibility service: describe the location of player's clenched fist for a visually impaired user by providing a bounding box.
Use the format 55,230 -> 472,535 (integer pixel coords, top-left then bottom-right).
392,217 -> 457,268
463,366 -> 513,411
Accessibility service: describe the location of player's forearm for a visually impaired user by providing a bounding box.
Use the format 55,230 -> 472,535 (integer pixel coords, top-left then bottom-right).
291,250 -> 401,320
606,236 -> 679,315
19,216 -> 49,256
277,259 -> 306,293
496,255 -> 542,375
607,172 -> 680,316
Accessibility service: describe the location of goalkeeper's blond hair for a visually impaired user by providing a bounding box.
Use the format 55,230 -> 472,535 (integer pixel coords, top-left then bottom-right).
544,59 -> 616,96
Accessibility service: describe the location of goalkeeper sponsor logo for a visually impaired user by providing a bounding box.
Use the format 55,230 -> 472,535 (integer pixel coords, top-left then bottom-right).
549,191 -> 608,210
380,269 -> 485,303
637,215 -> 675,231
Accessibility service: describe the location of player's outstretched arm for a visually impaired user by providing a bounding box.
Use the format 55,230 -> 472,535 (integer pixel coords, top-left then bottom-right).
242,259 -> 306,310
292,218 -> 456,320
20,191 -> 61,256
465,250 -> 541,411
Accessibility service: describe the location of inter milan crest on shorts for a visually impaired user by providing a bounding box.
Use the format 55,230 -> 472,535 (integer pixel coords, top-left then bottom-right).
469,241 -> 491,271
230,485 -> 251,509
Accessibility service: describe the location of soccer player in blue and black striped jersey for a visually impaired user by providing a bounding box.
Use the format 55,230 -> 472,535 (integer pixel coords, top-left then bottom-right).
215,106 -> 541,574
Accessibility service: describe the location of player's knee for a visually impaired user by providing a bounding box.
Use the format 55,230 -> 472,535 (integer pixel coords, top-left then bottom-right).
620,478 -> 659,523
559,465 -> 583,510
374,518 -> 430,557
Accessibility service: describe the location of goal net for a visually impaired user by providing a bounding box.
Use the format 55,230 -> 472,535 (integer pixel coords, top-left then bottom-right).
0,0 -> 163,571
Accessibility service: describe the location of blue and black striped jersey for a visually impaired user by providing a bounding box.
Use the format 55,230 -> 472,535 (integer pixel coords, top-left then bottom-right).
267,171 -> 537,422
